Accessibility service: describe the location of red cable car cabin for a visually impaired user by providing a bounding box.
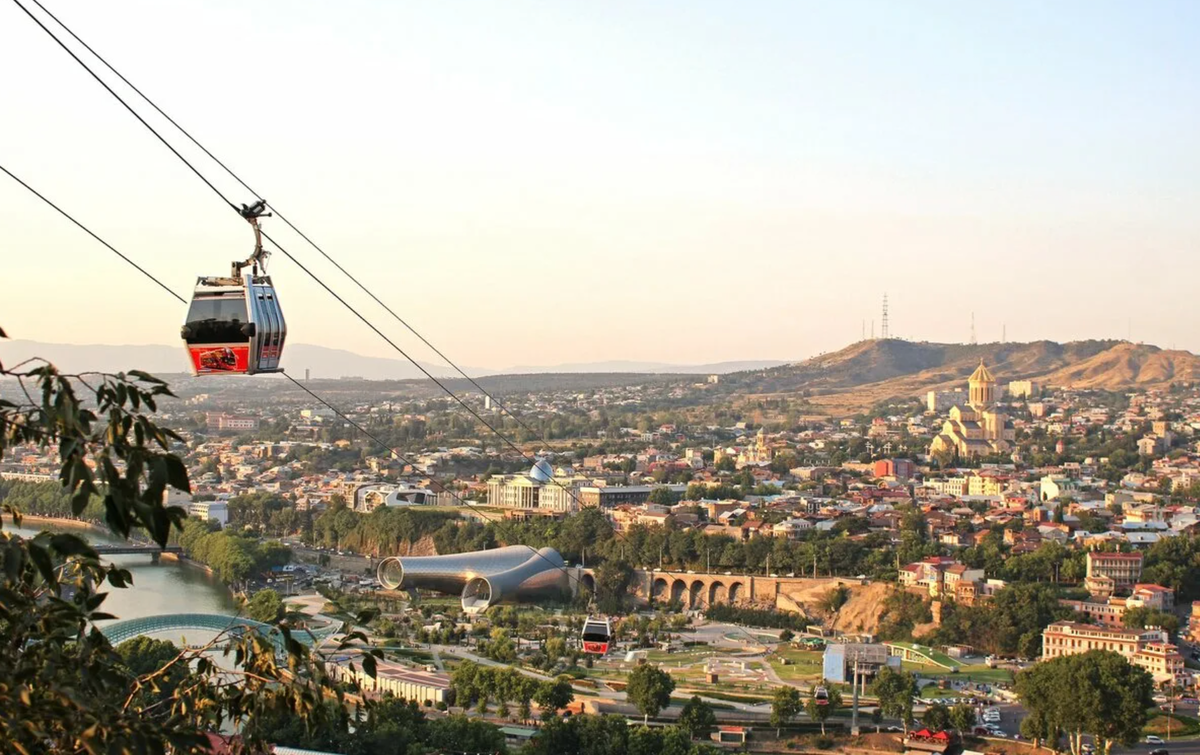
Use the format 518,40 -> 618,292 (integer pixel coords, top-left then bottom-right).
581,617 -> 612,655
181,274 -> 286,376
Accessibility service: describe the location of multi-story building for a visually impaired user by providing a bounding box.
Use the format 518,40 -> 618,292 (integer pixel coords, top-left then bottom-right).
1059,599 -> 1127,627
205,413 -> 260,432
576,484 -> 685,509
928,477 -> 968,497
1085,551 -> 1143,596
1131,583 -> 1174,612
926,389 -> 967,413
486,474 -> 544,510
1041,621 -> 1183,683
187,499 -> 229,527
1008,380 -> 1040,399
967,473 -> 1008,497
899,557 -> 985,600
874,458 -> 915,481
330,659 -> 449,704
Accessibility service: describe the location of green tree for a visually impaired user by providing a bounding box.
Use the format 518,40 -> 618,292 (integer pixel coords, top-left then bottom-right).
1122,606 -> 1180,635
535,676 -> 575,720
771,686 -> 803,736
678,695 -> 717,739
115,636 -> 187,702
594,559 -> 634,615
0,346 -> 380,753
245,588 -> 285,623
647,487 -> 678,506
923,702 -> 951,731
949,703 -> 976,734
871,666 -> 917,734
626,663 -> 676,724
1017,650 -> 1154,755
425,714 -> 505,754
806,686 -> 842,735
485,627 -> 517,662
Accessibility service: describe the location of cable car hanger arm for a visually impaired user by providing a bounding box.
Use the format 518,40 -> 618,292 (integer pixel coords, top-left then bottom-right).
232,199 -> 272,278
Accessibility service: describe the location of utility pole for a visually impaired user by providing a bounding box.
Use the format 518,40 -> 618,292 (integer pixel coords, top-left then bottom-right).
850,657 -> 861,736
970,312 -> 977,345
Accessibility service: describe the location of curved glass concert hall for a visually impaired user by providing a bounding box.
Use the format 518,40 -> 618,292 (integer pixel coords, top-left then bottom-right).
377,545 -> 570,613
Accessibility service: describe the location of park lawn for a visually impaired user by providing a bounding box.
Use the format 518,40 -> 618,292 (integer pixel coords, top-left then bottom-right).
770,647 -> 824,680
387,648 -> 434,663
888,641 -> 960,669
1144,711 -> 1200,738
643,646 -> 719,664
901,661 -> 1014,685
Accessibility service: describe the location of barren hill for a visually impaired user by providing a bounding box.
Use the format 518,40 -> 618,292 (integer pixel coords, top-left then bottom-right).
720,339 -> 1200,409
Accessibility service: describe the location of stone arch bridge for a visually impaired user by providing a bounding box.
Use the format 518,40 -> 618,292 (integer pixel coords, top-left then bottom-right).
576,568 -> 845,611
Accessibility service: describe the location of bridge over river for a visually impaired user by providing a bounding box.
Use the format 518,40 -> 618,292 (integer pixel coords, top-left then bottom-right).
94,543 -> 183,555
100,613 -> 339,651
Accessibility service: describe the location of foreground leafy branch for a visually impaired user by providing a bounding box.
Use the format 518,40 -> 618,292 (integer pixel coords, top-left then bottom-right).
0,334 -> 380,754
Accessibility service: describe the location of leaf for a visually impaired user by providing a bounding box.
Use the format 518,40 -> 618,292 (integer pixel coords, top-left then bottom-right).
50,534 -> 97,560
27,543 -> 57,590
0,325 -> 7,338
361,653 -> 378,679
164,455 -> 191,493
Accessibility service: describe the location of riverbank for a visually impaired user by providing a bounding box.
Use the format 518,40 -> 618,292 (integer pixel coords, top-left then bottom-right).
4,515 -> 240,598
3,513 -> 107,535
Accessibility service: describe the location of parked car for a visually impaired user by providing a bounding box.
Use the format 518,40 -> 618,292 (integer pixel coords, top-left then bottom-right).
1146,736 -> 1165,745
1149,749 -> 1169,755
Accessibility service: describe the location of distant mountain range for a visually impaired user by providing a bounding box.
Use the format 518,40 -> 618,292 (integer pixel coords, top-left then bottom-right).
500,359 -> 787,375
0,340 -> 785,379
718,338 -> 1200,410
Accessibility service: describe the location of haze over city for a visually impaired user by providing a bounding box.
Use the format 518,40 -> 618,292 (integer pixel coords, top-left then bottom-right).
3,0 -> 1199,369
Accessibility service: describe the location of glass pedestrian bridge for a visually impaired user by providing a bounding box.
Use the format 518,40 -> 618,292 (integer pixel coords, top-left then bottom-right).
99,613 -> 338,650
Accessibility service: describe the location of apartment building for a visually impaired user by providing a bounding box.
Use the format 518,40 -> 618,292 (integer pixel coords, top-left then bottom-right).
1041,621 -> 1183,683
205,413 -> 260,432
187,499 -> 229,527
899,557 -> 985,600
1085,551 -> 1143,596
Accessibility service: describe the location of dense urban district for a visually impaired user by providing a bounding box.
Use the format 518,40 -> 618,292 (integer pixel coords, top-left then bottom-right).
8,338 -> 1200,754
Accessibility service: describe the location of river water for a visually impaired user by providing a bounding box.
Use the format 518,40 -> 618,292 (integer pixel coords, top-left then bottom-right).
5,519 -> 238,622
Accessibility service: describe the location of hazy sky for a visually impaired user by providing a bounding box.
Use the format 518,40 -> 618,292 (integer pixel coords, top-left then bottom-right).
2,0 -> 1198,369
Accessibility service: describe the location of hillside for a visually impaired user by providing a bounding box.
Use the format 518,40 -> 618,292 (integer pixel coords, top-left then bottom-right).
720,339 -> 1200,408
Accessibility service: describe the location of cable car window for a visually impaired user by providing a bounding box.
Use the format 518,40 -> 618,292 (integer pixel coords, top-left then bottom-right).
185,295 -> 250,344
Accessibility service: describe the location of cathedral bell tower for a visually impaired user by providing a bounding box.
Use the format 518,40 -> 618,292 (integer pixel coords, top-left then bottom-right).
968,359 -> 995,409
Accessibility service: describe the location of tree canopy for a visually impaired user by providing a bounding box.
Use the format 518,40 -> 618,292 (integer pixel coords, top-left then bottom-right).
626,663 -> 676,723
1017,650 -> 1155,755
